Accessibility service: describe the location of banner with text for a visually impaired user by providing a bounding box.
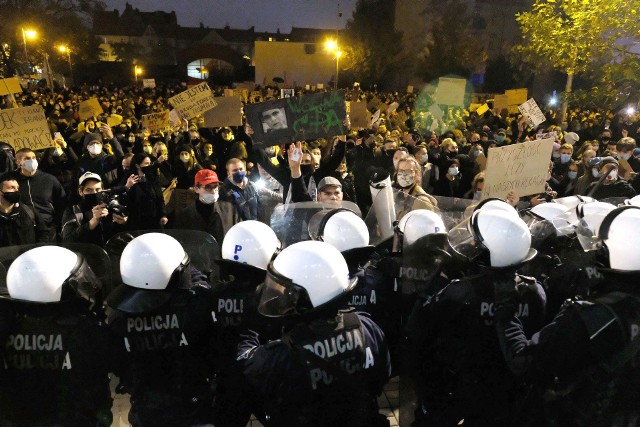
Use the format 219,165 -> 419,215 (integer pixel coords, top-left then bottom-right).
141,110 -> 170,132
518,98 -> 546,128
169,82 -> 217,120
203,96 -> 243,127
481,138 -> 554,200
0,105 -> 54,150
143,79 -> 156,88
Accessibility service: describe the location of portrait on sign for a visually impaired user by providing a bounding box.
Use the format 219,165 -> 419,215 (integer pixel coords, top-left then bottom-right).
261,107 -> 288,133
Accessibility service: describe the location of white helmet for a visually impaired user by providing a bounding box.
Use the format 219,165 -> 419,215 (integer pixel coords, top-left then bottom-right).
258,241 -> 354,316
473,210 -> 533,267
553,195 -> 595,210
7,246 -> 78,303
625,195 -> 640,207
473,198 -> 520,218
398,209 -> 446,245
120,233 -> 188,290
531,203 -> 570,221
600,206 -> 640,270
222,220 -> 280,270
309,209 -> 369,252
578,201 -> 616,234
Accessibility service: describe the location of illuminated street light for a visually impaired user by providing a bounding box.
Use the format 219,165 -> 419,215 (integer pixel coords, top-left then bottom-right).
324,39 -> 337,52
134,65 -> 143,82
324,39 -> 342,90
21,27 -> 37,76
57,45 -> 73,83
627,106 -> 636,116
549,96 -> 558,106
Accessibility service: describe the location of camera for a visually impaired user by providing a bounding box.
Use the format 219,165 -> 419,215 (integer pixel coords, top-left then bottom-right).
98,190 -> 128,217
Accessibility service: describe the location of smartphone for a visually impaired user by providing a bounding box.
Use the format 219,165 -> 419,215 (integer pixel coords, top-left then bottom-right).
54,132 -> 62,140
291,148 -> 302,162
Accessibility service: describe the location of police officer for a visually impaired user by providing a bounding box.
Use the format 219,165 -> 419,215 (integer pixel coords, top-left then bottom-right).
237,240 -> 391,427
212,220 -> 281,426
0,246 -> 112,426
105,233 -> 218,427
408,209 -> 546,426
494,206 -> 640,425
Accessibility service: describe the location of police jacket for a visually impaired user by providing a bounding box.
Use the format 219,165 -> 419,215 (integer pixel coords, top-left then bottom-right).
0,299 -> 112,426
237,310 -> 391,427
494,270 -> 640,424
406,268 -> 546,424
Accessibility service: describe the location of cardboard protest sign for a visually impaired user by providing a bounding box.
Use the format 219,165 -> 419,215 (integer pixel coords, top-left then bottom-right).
305,84 -> 310,90
78,98 -> 103,121
505,88 -> 528,107
203,96 -> 243,128
317,83 -> 324,90
493,94 -> 509,113
0,105 -> 54,150
367,96 -> 381,111
107,114 -> 123,127
347,101 -> 369,129
518,98 -> 546,128
387,102 -> 399,115
281,89 -> 295,99
475,103 -> 490,116
536,131 -> 560,141
141,110 -> 170,132
481,138 -> 554,200
428,104 -> 444,120
0,77 -> 22,96
371,109 -> 381,127
143,79 -> 156,88
169,82 -> 217,120
618,158 -> 633,180
475,153 -> 487,171
407,85 -> 414,94
435,77 -> 467,106
245,91 -> 346,147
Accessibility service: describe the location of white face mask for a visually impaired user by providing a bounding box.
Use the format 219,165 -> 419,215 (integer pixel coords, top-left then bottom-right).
199,191 -> 219,204
473,190 -> 482,200
397,171 -> 415,188
88,144 -> 102,155
180,154 -> 190,163
448,166 -> 459,176
22,159 -> 38,173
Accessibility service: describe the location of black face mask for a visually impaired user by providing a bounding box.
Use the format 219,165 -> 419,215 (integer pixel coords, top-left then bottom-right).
2,191 -> 20,204
81,193 -> 99,208
301,164 -> 314,177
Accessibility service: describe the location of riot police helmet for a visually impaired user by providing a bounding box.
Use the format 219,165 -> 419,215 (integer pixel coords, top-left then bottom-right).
221,220 -> 281,270
599,206 -> 640,271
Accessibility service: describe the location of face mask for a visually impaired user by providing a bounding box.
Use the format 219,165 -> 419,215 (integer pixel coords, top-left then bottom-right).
22,159 -> 38,173
199,191 -> 219,204
567,171 -> 578,180
416,155 -> 428,165
473,190 -> 482,200
180,154 -> 190,163
82,192 -> 99,208
232,171 -> 246,184
88,144 -> 102,155
622,153 -> 631,161
397,172 -> 415,188
301,164 -> 314,177
552,153 -> 561,159
473,150 -> 483,158
592,168 -> 601,178
560,154 -> 571,164
143,147 -> 153,155
497,135 -> 505,143
448,166 -> 459,176
601,137 -> 610,142
2,191 -> 20,204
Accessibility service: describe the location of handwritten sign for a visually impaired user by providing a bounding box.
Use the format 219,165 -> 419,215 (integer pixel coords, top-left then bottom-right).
493,94 -> 509,113
0,105 -> 54,150
169,82 -> 217,120
0,77 -> 22,96
281,89 -> 295,98
245,91 -> 346,147
518,98 -> 546,128
143,79 -> 156,88
536,131 -> 560,141
203,96 -> 243,127
482,138 -> 554,199
435,77 -> 467,106
348,101 -> 369,129
141,110 -> 170,132
78,97 -> 103,121
506,88 -> 528,107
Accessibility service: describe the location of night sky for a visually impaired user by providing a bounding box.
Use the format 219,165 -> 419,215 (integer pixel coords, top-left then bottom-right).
101,0 -> 358,32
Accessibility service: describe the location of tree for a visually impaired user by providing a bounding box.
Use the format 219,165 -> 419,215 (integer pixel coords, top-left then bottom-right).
110,41 -> 143,64
413,0 -> 486,84
342,0 -> 403,88
514,0 -> 640,120
484,55 -> 518,93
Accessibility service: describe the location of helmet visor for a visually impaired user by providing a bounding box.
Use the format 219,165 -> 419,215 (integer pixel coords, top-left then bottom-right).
447,214 -> 485,261
257,265 -> 312,317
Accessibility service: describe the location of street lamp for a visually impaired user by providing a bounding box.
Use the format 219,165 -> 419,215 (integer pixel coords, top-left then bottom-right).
57,45 -> 73,83
134,65 -> 143,83
324,39 -> 342,90
21,27 -> 37,75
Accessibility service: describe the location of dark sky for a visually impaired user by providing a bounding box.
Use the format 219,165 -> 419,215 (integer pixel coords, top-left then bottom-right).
101,0 -> 358,32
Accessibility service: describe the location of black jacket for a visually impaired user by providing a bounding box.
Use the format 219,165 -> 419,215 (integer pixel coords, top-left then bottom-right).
172,199 -> 241,248
2,169 -> 67,227
0,203 -> 49,247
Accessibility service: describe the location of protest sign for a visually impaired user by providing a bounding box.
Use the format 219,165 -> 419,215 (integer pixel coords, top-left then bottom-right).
281,89 -> 295,98
203,96 -> 243,127
141,110 -> 170,132
475,103 -> 490,116
493,94 -> 509,113
168,109 -> 181,127
536,131 -> 560,141
435,77 -> 467,106
143,79 -> 156,88
305,84 -> 310,90
387,102 -> 399,115
348,101 -> 369,129
428,104 -> 444,120
107,115 -> 123,127
169,82 -> 217,120
0,77 -> 22,96
78,97 -> 103,120
371,109 -> 381,127
505,88 -> 528,107
224,89 -> 234,97
407,85 -> 414,94
518,98 -> 546,128
0,105 -> 54,151
481,138 -> 554,200
245,91 -> 346,147
317,83 -> 324,90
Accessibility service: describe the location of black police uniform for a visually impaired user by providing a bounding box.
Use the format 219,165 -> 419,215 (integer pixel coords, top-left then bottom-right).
237,310 -> 391,427
494,270 -> 640,426
0,298 -> 112,426
107,265 -> 218,427
406,268 -> 546,426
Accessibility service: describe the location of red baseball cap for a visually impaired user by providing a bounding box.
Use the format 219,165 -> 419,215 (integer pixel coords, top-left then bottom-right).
194,169 -> 219,186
